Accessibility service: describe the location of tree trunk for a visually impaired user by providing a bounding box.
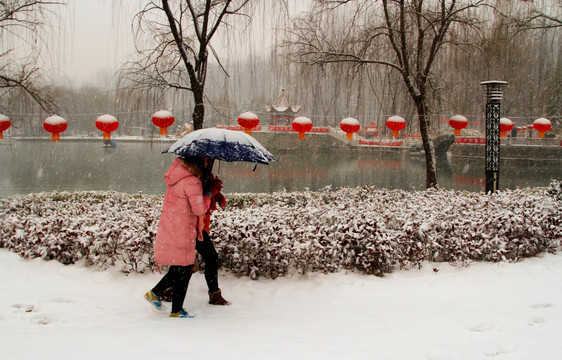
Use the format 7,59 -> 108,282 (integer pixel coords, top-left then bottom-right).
415,100 -> 438,188
192,87 -> 204,130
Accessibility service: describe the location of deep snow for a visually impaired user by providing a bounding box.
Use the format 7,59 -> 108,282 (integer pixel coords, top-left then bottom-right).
1,249 -> 561,359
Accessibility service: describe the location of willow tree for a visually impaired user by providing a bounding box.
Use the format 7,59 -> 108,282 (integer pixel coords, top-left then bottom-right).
121,0 -> 251,130
0,0 -> 60,112
286,0 -> 492,188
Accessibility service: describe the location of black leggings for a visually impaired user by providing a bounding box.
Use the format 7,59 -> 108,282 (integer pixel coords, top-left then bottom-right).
152,265 -> 193,313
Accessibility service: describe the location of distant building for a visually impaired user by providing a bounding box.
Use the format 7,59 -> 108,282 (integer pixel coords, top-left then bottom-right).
267,89 -> 301,126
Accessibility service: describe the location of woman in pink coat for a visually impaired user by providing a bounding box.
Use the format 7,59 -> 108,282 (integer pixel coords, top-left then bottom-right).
144,156 -> 210,318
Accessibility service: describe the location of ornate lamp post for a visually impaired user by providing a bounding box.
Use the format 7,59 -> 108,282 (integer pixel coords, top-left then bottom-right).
480,81 -> 507,194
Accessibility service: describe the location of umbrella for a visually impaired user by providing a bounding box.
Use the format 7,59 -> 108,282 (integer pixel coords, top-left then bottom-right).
162,127 -> 277,165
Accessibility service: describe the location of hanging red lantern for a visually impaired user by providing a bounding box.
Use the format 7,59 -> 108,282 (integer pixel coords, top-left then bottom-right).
449,115 -> 468,136
533,118 -> 551,138
43,115 -> 68,142
237,112 -> 260,135
339,117 -> 360,140
499,117 -> 514,138
0,114 -> 10,139
292,116 -> 313,140
95,114 -> 119,140
386,116 -> 406,138
152,110 -> 174,136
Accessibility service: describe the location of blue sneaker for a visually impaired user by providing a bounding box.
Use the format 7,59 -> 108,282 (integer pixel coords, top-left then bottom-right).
144,291 -> 162,310
170,309 -> 195,318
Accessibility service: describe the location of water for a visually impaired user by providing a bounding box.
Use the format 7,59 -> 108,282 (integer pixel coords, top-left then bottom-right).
0,140 -> 560,198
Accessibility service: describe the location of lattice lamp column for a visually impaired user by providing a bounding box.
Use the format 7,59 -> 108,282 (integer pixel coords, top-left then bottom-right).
480,81 -> 507,194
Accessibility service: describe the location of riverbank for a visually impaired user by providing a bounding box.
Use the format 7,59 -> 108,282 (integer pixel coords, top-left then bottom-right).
4,131 -> 561,161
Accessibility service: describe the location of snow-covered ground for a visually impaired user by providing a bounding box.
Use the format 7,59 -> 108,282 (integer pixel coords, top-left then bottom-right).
1,249 -> 561,359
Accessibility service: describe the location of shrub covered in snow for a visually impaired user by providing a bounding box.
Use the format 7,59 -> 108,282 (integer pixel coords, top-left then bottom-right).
1,181 -> 560,278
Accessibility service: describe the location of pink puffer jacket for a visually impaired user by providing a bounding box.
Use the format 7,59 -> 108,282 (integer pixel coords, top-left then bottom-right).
154,158 -> 210,266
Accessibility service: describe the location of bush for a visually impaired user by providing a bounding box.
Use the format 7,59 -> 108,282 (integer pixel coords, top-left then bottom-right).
1,182 -> 561,277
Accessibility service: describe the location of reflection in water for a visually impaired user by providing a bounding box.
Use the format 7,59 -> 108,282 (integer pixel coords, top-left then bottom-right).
0,141 -> 560,198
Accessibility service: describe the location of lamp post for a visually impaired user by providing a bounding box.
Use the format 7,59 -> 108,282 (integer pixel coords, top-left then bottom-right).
480,81 -> 507,194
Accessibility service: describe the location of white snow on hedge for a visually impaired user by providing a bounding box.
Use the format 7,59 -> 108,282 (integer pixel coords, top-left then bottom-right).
1,182 -> 560,278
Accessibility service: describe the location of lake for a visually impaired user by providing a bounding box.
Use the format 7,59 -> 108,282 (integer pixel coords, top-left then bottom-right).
0,140 -> 560,198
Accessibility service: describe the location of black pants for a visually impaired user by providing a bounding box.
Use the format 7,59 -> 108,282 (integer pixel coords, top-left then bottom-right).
152,231 -> 220,312
196,231 -> 220,294
152,265 -> 193,313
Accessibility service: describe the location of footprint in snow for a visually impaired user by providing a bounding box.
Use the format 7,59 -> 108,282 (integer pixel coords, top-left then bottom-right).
12,304 -> 35,313
528,316 -> 546,326
529,303 -> 553,309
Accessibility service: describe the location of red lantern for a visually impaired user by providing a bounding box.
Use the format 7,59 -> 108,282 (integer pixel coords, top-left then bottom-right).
386,116 -> 406,138
449,115 -> 468,136
152,110 -> 174,136
43,115 -> 68,142
237,112 -> 260,135
292,116 -> 313,140
499,117 -> 514,138
533,118 -> 551,138
0,114 -> 10,139
95,114 -> 119,140
340,117 -> 360,140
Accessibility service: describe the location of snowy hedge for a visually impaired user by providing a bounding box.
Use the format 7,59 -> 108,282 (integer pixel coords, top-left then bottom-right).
1,181 -> 561,278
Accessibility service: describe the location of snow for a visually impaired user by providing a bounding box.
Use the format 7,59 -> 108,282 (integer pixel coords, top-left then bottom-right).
1,185 -> 560,358
534,118 -> 551,125
340,117 -> 359,126
238,111 -> 259,120
1,249 -> 561,359
44,115 -> 67,125
387,115 -> 406,123
293,116 -> 312,124
152,110 -> 174,119
0,113 -> 9,122
500,117 -> 513,125
96,114 -> 118,123
450,114 -> 468,123
164,127 -> 276,164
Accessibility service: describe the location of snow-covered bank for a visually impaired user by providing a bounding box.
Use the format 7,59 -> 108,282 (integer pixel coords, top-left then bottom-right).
1,183 -> 560,277
1,249 -> 561,359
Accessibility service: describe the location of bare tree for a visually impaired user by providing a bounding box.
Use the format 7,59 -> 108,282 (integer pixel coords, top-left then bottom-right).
511,0 -> 561,31
0,0 -> 61,112
285,0 -> 494,188
120,0 -> 251,130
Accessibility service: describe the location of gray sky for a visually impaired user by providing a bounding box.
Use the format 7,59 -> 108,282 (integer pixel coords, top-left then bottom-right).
45,0 -> 139,86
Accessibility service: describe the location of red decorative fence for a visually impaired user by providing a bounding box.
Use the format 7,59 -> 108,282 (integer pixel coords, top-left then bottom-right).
217,125 -> 262,131
267,126 -> 329,133
455,137 -> 486,144
358,140 -> 402,147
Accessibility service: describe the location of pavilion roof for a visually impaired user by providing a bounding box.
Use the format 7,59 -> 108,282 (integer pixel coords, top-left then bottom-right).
268,89 -> 301,113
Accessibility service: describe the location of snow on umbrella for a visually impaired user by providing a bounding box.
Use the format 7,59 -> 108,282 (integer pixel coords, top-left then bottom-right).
43,115 -> 68,142
152,110 -> 174,136
533,118 -> 551,138
0,114 -> 10,139
95,114 -> 119,140
340,117 -> 360,140
162,127 -> 277,165
237,112 -> 260,136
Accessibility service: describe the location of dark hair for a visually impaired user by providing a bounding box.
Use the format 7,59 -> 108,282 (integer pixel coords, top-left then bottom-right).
181,156 -> 205,170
